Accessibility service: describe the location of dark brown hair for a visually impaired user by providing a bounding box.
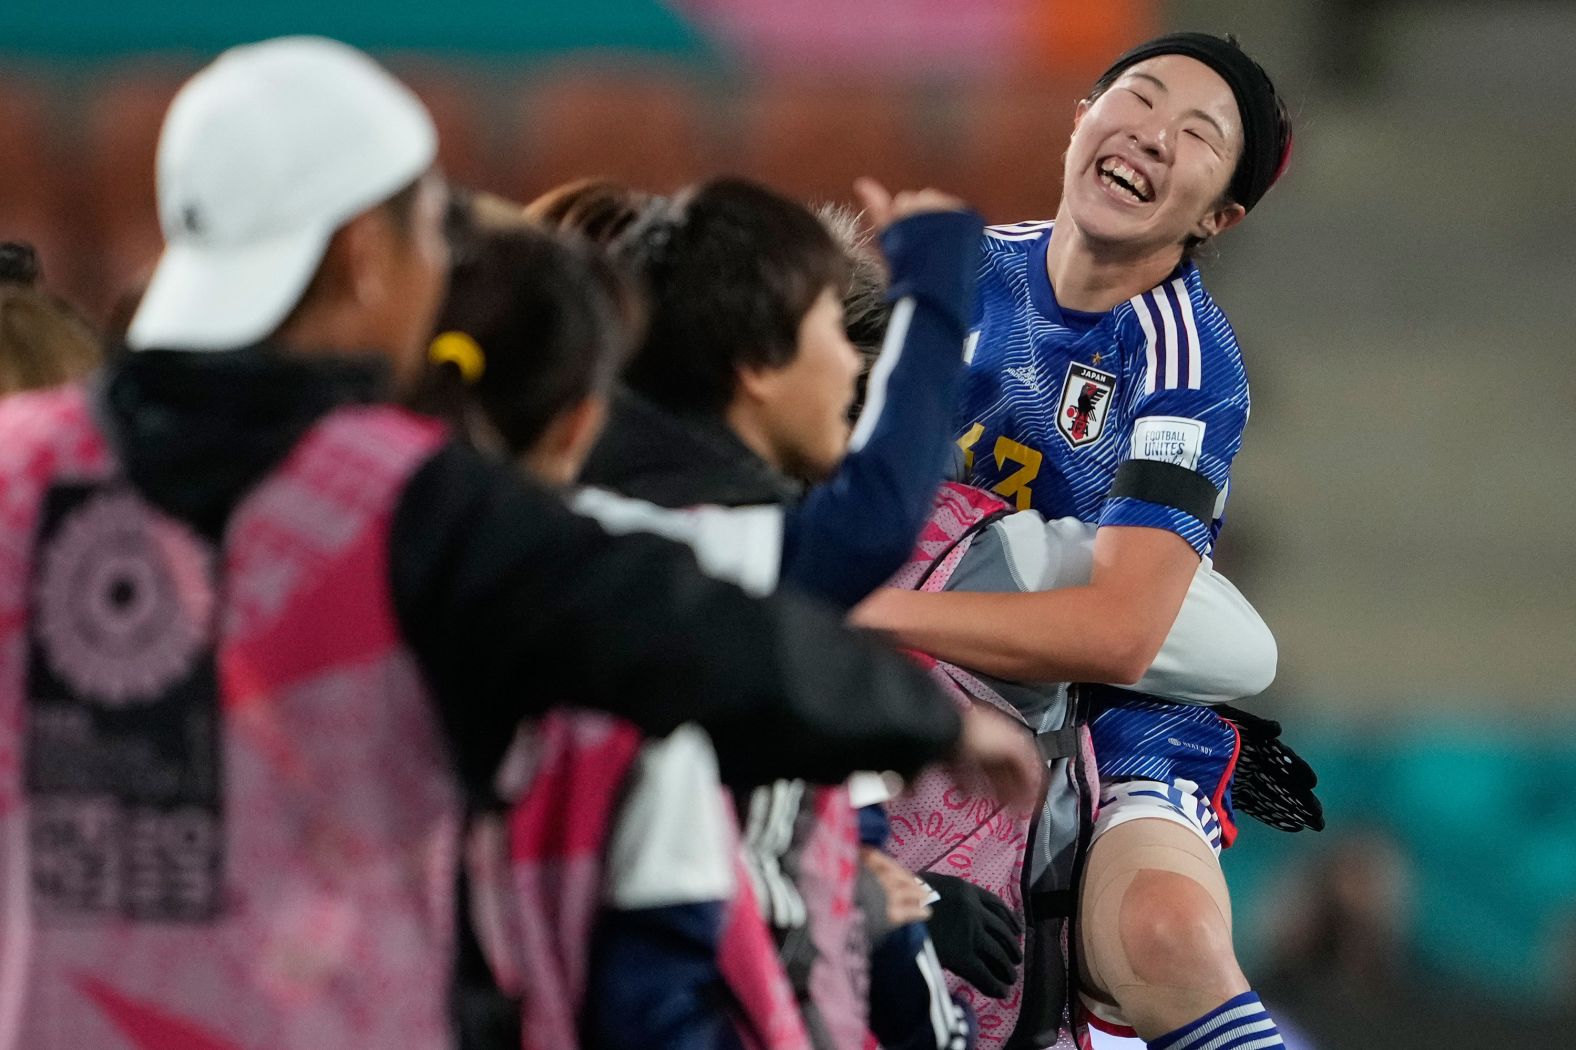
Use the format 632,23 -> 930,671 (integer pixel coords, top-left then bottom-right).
615,178 -> 848,416
381,176 -> 425,236
418,224 -> 640,456
525,178 -> 657,248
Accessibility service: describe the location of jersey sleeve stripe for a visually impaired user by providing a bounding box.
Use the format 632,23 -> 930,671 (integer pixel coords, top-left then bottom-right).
1161,279 -> 1192,389
1134,292 -> 1161,395
1157,288 -> 1180,389
1171,277 -> 1203,390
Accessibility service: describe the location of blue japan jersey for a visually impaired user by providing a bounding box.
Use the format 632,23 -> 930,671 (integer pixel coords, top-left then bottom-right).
955,221 -> 1255,820
954,220 -> 1250,556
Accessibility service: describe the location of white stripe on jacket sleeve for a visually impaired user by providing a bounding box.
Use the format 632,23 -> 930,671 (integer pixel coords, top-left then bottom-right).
849,296 -> 917,453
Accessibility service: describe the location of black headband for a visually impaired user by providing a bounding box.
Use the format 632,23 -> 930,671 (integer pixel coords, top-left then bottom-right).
1096,32 -> 1291,212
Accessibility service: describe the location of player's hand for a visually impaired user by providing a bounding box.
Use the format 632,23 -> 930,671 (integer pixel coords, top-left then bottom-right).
861,847 -> 933,927
854,177 -> 968,231
950,702 -> 1043,814
848,584 -> 909,632
922,873 -> 1023,999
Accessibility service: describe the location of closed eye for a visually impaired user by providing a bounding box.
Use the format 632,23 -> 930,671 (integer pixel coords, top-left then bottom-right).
1124,88 -> 1153,108
1186,128 -> 1223,155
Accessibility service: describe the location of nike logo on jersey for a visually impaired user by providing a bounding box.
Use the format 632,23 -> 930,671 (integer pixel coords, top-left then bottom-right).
1005,364 -> 1042,394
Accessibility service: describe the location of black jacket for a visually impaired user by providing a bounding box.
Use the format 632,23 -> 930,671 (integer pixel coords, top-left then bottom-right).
97,346 -> 962,794
583,387 -> 795,509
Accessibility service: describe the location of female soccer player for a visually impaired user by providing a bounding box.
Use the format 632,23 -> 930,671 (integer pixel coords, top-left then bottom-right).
855,32 -> 1296,1050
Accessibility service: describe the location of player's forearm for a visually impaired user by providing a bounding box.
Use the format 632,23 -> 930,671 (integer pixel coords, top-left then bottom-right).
853,586 -> 1158,684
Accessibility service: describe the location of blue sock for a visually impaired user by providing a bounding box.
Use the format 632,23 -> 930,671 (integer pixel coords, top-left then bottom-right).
1149,991 -> 1284,1050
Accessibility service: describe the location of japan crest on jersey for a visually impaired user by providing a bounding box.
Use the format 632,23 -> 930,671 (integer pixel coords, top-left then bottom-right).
1057,362 -> 1116,448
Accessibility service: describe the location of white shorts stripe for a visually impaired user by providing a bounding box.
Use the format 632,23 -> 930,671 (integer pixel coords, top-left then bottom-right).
1093,778 -> 1223,856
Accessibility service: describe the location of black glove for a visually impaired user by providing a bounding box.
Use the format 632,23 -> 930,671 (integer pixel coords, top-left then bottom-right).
922,873 -> 1022,999
1218,704 -> 1325,833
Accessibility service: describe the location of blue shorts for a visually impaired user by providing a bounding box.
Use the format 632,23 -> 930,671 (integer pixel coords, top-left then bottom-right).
1085,694 -> 1242,847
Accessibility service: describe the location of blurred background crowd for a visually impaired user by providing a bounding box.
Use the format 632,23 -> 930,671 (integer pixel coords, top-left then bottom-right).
2,0 -> 1573,1045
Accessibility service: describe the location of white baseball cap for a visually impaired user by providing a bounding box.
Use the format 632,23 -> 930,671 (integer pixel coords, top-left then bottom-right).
126,36 -> 438,351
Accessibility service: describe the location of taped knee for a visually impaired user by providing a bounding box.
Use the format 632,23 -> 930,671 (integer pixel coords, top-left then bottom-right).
1079,823 -> 1239,1003
1117,866 -> 1237,990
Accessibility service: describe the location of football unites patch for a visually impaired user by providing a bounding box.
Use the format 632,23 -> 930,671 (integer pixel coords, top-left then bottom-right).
1056,362 -> 1116,448
1131,415 -> 1207,471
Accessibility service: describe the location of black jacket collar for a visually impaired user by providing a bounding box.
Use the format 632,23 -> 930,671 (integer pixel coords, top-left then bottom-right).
580,387 -> 800,510
97,344 -> 390,539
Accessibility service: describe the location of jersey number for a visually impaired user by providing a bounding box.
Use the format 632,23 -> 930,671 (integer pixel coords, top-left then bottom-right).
957,425 -> 1042,511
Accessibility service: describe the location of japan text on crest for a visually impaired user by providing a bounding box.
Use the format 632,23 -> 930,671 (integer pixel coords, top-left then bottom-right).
1056,362 -> 1116,448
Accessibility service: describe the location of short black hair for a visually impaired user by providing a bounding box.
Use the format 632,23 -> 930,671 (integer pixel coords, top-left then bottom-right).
419,225 -> 640,456
615,178 -> 848,416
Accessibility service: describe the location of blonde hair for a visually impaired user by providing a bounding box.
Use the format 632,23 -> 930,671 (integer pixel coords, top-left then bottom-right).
814,202 -> 890,356
0,285 -> 102,396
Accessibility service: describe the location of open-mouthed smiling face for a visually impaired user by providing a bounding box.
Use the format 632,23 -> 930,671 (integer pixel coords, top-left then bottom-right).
1062,53 -> 1246,254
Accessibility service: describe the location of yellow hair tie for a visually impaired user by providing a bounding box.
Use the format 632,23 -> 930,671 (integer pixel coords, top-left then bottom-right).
429,331 -> 486,383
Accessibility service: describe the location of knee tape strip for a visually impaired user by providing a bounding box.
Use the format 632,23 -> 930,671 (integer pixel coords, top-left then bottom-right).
1077,820 -> 1234,1018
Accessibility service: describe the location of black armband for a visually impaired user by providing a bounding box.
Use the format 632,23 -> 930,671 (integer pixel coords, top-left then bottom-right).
1106,459 -> 1218,529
